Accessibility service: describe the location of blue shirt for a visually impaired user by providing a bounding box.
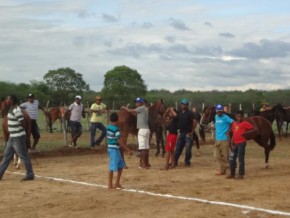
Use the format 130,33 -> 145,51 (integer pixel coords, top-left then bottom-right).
107,124 -> 121,150
215,114 -> 233,141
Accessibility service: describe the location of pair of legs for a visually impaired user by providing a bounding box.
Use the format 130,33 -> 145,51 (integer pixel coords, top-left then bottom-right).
0,135 -> 34,180
162,133 -> 177,170
174,133 -> 193,166
108,149 -> 125,189
228,142 -> 246,178
214,140 -> 229,174
138,129 -> 150,169
90,122 -> 106,147
69,121 -> 82,147
30,120 -> 40,150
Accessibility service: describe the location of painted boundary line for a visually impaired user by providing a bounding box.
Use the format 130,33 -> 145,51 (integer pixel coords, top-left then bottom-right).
10,171 -> 290,217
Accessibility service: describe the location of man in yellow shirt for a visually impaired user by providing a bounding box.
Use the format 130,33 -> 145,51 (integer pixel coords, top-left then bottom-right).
89,96 -> 109,147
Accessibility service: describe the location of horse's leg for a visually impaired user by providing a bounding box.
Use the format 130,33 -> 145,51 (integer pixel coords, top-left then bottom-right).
264,148 -> 270,169
286,122 -> 289,138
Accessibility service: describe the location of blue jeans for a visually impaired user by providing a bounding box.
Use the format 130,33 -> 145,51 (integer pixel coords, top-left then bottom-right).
174,133 -> 193,166
0,135 -> 34,179
229,142 -> 246,176
90,122 -> 106,146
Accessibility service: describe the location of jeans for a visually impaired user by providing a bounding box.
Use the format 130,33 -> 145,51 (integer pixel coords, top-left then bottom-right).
0,135 -> 34,179
174,133 -> 193,166
229,142 -> 246,176
90,122 -> 107,146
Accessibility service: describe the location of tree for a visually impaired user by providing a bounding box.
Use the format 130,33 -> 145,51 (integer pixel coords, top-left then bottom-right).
101,66 -> 147,109
43,67 -> 89,105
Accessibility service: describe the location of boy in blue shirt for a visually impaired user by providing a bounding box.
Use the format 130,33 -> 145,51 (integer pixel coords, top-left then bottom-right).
107,112 -> 131,189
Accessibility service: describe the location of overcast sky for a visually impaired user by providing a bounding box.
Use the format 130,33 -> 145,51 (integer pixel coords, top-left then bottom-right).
1,0 -> 290,92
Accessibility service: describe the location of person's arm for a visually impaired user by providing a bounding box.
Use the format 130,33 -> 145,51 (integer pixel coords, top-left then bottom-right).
118,138 -> 132,156
121,106 -> 137,116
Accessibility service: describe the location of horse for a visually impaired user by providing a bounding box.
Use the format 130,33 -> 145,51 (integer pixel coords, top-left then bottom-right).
117,100 -> 166,157
199,107 -> 276,168
248,108 -> 275,124
0,97 -> 32,169
199,106 -> 216,143
47,107 -> 71,133
271,103 -> 290,138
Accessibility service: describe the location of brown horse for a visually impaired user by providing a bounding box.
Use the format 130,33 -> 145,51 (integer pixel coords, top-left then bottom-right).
0,97 -> 32,169
199,107 -> 276,167
47,107 -> 71,133
117,100 -> 166,156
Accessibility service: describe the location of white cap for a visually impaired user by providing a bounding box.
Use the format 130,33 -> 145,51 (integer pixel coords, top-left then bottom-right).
75,95 -> 82,100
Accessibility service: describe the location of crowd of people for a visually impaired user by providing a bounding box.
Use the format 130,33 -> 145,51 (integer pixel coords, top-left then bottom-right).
0,94 -> 255,189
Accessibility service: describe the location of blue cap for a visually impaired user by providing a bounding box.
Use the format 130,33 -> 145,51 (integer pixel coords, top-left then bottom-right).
215,104 -> 224,111
180,98 -> 189,105
135,97 -> 144,103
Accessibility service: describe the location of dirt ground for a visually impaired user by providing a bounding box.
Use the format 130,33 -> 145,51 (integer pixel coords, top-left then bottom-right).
0,133 -> 290,218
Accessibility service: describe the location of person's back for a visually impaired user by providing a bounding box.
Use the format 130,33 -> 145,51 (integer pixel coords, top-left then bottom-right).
135,105 -> 149,129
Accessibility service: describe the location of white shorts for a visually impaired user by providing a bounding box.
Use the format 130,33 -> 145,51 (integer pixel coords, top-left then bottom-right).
138,128 -> 150,150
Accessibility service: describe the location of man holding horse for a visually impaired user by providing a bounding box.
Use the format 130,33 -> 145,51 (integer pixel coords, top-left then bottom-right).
20,93 -> 47,151
0,95 -> 35,181
121,97 -> 150,169
174,98 -> 198,167
214,104 -> 233,175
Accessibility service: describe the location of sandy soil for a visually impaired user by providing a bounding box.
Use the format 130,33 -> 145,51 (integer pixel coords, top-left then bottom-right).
0,134 -> 290,218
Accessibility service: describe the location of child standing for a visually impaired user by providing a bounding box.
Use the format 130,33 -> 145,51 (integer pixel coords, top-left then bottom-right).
107,112 -> 131,189
226,110 -> 253,179
162,107 -> 178,170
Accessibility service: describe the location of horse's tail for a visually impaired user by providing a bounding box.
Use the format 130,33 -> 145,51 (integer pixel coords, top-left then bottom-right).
269,130 -> 276,151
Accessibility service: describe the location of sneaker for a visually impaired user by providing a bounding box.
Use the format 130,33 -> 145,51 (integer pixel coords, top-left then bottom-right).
20,176 -> 34,181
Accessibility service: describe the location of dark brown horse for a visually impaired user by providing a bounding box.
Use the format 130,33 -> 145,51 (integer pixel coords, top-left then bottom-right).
0,97 -> 32,169
199,106 -> 216,143
117,100 -> 166,156
271,103 -> 290,138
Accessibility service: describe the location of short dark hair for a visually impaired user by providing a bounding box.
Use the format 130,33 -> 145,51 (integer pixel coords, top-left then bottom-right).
235,110 -> 244,116
8,95 -> 19,105
110,112 -> 119,122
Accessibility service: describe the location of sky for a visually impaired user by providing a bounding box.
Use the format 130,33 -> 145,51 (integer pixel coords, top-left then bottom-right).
1,0 -> 290,92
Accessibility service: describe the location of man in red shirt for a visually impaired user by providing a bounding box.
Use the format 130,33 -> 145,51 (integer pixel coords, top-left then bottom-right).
226,110 -> 253,179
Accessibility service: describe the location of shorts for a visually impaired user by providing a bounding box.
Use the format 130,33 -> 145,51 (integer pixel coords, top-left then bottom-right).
107,148 -> 125,171
165,133 -> 178,152
138,128 -> 150,150
31,120 -> 40,139
70,121 -> 82,137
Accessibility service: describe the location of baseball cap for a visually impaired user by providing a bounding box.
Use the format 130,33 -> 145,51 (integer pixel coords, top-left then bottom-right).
135,97 -> 144,103
215,104 -> 224,111
75,95 -> 82,100
27,93 -> 34,98
180,98 -> 189,105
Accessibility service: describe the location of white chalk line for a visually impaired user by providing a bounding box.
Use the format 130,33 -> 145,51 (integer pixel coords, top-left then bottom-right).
9,171 -> 290,217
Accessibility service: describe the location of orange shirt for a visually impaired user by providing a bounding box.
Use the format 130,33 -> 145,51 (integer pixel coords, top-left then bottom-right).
232,121 -> 253,144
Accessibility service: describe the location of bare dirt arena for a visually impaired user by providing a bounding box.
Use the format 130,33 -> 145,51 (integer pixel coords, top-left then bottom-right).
1,133 -> 290,218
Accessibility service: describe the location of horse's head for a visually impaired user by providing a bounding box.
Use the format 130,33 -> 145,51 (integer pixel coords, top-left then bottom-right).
199,106 -> 216,142
149,99 -> 166,116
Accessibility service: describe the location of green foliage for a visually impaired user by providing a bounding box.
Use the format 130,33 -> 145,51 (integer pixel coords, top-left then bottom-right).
43,67 -> 90,105
101,65 -> 147,109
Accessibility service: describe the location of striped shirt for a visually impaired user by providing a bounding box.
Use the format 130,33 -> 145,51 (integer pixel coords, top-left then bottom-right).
107,124 -> 121,150
20,100 -> 40,120
7,106 -> 26,138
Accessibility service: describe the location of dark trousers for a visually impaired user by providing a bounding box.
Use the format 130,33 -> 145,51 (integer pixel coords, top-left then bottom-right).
229,142 -> 246,176
174,133 -> 193,166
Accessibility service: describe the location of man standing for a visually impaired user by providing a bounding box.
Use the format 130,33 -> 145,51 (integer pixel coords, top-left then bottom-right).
20,93 -> 46,151
0,95 -> 34,181
214,104 -> 233,175
174,98 -> 198,167
122,97 -> 150,169
66,95 -> 85,148
89,96 -> 109,147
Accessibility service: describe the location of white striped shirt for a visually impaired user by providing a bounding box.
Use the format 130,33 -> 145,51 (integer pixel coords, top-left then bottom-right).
20,100 -> 40,120
7,106 -> 26,138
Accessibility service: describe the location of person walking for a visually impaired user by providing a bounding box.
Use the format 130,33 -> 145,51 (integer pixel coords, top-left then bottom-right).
89,96 -> 109,148
66,95 -> 85,148
20,93 -> 47,151
214,104 -> 233,175
174,98 -> 198,167
0,95 -> 35,181
226,110 -> 253,179
107,112 -> 131,189
121,97 -> 150,169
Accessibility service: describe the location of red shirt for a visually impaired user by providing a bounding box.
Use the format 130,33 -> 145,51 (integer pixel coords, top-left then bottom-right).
231,121 -> 254,144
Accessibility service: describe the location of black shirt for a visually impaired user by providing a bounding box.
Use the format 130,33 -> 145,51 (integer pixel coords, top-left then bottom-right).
178,109 -> 197,134
167,116 -> 179,134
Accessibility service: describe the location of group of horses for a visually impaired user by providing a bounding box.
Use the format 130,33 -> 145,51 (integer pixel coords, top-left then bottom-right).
0,96 -> 285,170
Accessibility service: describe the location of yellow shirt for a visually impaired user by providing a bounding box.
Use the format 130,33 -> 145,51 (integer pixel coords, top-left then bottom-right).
90,103 -> 107,123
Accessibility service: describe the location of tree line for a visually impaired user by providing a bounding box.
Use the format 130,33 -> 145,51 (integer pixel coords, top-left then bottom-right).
1,65 -> 290,113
